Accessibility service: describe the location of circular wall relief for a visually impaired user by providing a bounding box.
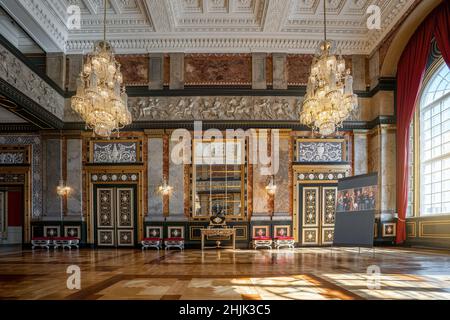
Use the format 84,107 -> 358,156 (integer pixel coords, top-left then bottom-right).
92,175 -> 98,181
328,174 -> 334,180
111,174 -> 117,181
101,175 -> 107,181
121,174 -> 127,181
299,174 -> 305,180
308,174 -> 315,180
337,174 -> 343,179
131,174 -> 137,181
318,174 -> 324,180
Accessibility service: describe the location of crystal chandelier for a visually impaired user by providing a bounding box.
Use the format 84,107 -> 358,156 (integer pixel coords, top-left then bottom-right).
71,0 -> 131,138
300,0 -> 358,136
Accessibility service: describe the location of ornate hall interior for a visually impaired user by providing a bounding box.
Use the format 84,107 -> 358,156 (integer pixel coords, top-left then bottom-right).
0,0 -> 450,301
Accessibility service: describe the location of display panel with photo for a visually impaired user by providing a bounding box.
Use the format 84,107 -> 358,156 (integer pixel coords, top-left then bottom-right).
336,185 -> 378,212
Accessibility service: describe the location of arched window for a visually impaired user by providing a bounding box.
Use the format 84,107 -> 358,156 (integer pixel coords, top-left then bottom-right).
415,61 -> 450,216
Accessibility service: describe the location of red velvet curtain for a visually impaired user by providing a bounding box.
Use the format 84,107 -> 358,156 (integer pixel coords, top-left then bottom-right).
396,0 -> 450,244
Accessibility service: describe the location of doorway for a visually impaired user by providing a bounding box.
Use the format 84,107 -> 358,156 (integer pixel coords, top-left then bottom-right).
93,185 -> 137,247
0,187 -> 24,245
297,184 -> 337,246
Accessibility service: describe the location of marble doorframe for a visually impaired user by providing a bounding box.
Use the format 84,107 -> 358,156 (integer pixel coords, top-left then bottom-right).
0,166 -> 31,243
84,165 -> 145,245
292,165 -> 351,244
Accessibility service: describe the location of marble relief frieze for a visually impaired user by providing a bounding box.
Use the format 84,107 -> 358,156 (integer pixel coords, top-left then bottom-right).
298,141 -> 344,163
128,96 -> 302,121
93,142 -> 138,163
0,152 -> 24,164
0,44 -> 64,119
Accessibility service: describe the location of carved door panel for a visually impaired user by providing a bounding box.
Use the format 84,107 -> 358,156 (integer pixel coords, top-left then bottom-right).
116,188 -> 135,247
321,187 -> 337,245
95,187 -> 135,247
300,185 -> 337,246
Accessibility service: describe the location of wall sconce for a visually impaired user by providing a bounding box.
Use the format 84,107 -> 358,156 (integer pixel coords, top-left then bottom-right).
158,179 -> 173,196
56,180 -> 71,197
265,176 -> 277,195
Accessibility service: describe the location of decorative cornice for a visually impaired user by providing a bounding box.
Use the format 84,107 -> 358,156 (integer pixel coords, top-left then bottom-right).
63,116 -> 396,131
0,78 -> 64,129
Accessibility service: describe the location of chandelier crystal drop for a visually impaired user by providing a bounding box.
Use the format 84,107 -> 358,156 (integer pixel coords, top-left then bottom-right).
300,1 -> 358,136
71,0 -> 131,138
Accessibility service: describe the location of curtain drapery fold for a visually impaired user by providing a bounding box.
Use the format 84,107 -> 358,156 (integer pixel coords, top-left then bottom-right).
396,0 -> 450,244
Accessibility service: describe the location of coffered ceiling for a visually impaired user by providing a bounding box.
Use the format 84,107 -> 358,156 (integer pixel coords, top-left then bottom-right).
0,0 -> 416,55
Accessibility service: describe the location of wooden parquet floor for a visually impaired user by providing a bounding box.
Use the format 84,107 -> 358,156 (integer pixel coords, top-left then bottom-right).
1,247 -> 450,300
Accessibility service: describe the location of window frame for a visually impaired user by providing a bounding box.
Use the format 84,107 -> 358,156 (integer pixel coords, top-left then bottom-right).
410,58 -> 450,217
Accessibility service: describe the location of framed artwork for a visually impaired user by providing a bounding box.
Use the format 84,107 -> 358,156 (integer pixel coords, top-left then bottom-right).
382,223 -> 396,237
64,226 -> 80,238
167,226 -> 184,238
146,226 -> 163,238
252,226 -> 270,238
273,225 -> 291,237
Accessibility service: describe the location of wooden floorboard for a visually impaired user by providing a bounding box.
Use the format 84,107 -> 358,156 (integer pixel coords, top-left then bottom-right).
0,247 -> 450,300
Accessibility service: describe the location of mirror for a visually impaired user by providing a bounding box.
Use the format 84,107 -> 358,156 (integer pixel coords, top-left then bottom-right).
192,138 -> 246,219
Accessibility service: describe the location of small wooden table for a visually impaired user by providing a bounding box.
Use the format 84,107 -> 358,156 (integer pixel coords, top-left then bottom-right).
201,228 -> 236,250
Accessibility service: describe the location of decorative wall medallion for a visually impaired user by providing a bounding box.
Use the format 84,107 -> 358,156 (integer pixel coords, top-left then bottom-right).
0,136 -> 42,217
43,226 -> 60,237
146,226 -> 163,238
93,142 -> 138,163
98,230 -> 114,246
382,223 -> 396,237
297,171 -> 348,181
252,225 -> 270,238
0,174 -> 25,183
91,173 -> 139,183
322,228 -> 334,245
298,141 -> 344,162
273,225 -> 291,237
64,226 -> 81,238
118,230 -> 134,246
302,229 -> 318,245
168,226 -> 184,238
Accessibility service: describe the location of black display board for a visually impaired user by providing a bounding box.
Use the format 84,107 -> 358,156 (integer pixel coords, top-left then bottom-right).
333,173 -> 378,248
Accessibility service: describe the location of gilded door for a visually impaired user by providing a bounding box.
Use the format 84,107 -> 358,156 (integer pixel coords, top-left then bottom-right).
300,186 -> 337,246
95,187 -> 136,247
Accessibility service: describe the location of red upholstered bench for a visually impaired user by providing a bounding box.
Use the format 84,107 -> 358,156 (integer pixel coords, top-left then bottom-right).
52,237 -> 80,249
274,236 -> 295,249
31,237 -> 52,249
141,238 -> 162,250
164,237 -> 184,251
252,237 -> 273,250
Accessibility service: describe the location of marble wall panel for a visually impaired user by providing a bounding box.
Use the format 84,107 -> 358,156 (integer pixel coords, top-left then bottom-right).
380,127 -> 397,212
169,53 -> 184,90
352,55 -> 367,91
115,54 -> 149,86
185,54 -> 251,86
169,139 -> 184,215
274,136 -> 289,215
44,139 -> 62,217
252,53 -> 267,90
353,131 -> 369,175
272,53 -> 287,90
148,138 -> 163,217
66,139 -> 82,216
